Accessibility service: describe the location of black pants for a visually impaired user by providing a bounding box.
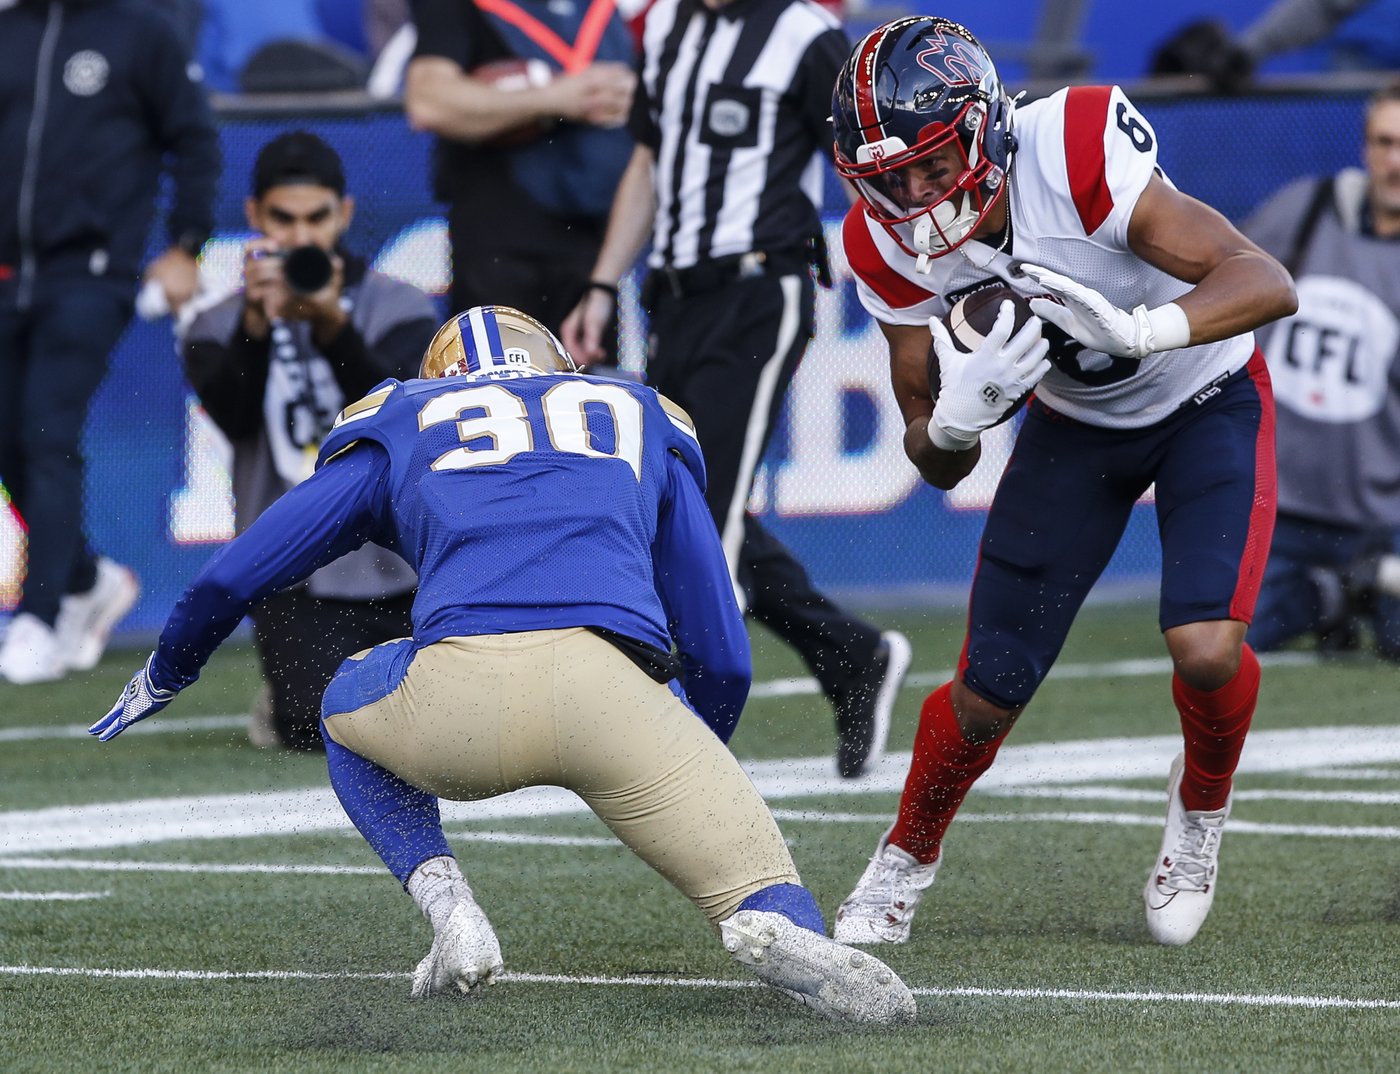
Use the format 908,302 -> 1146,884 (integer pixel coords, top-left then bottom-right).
645,267 -> 881,703
447,201 -> 615,360
0,270 -> 132,623
250,587 -> 416,751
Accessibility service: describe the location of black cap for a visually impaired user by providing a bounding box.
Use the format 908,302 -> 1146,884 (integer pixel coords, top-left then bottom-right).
251,131 -> 346,199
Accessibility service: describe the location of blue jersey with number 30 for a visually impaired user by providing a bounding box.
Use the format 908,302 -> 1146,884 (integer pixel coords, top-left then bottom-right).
150,368 -> 750,734
319,370 -> 710,648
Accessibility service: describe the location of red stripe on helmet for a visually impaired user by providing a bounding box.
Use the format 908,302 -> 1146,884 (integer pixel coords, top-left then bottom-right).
842,206 -> 938,310
1063,86 -> 1115,236
851,26 -> 891,135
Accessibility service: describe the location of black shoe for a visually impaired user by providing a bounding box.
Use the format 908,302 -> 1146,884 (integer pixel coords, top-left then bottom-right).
1341,551 -> 1383,615
834,631 -> 912,779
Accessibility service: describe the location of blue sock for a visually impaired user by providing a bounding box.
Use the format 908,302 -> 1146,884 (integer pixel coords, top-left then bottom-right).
322,720 -> 451,885
737,883 -> 826,934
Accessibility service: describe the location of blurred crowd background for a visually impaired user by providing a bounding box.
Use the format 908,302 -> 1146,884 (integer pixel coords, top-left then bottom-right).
2,0 -> 1397,659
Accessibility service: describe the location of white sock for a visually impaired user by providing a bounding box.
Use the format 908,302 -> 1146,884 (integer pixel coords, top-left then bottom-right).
1378,554 -> 1400,599
406,855 -> 471,933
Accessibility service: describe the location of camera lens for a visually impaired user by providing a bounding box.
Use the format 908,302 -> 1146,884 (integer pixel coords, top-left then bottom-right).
282,246 -> 334,294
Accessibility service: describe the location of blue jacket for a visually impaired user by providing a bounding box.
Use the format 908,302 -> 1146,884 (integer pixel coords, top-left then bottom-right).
0,0 -> 220,295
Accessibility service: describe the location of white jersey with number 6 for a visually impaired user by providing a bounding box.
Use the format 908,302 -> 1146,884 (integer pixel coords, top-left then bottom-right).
842,84 -> 1256,429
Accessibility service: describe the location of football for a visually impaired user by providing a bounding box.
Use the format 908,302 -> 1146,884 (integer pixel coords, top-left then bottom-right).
471,58 -> 554,147
929,283 -> 1039,426
944,283 -> 1036,353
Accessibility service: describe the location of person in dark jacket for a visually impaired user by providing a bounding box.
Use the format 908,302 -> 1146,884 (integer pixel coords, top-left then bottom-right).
0,0 -> 221,686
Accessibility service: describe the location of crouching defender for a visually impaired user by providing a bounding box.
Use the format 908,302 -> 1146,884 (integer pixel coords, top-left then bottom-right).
90,306 -> 915,1023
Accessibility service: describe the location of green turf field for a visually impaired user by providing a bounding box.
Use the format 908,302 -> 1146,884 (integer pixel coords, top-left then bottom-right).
2,604 -> 1398,1073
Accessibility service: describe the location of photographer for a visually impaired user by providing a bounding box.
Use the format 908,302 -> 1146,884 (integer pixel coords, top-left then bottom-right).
182,131 -> 438,749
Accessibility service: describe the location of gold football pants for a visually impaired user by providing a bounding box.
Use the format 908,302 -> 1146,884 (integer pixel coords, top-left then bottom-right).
323,627 -> 798,924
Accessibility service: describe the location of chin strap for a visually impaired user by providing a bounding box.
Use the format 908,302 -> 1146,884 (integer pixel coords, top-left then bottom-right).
911,198 -> 979,274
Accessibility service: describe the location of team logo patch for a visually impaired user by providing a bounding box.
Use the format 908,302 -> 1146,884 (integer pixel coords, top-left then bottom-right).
709,99 -> 750,138
915,30 -> 988,88
64,50 -> 109,96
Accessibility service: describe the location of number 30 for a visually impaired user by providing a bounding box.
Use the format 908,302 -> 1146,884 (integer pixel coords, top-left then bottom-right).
418,381 -> 645,479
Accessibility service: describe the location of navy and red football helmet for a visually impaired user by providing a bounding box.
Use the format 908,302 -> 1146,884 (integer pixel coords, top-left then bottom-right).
833,17 -> 1015,259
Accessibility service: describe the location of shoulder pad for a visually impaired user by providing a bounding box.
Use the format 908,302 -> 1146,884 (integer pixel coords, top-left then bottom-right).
656,391 -> 706,491
317,381 -> 400,469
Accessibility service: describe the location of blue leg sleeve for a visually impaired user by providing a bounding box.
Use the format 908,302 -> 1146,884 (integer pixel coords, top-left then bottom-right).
737,883 -> 826,934
322,719 -> 452,885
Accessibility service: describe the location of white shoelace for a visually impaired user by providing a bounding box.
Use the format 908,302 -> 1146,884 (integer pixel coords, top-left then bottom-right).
850,851 -> 933,917
1162,815 -> 1225,893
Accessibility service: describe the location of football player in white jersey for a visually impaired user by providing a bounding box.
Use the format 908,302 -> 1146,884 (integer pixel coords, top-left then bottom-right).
828,17 -> 1297,948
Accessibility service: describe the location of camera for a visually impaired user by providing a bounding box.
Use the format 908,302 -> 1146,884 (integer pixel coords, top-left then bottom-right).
281,245 -> 334,294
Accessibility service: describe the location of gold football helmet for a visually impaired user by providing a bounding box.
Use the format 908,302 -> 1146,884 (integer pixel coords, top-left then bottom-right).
419,305 -> 578,378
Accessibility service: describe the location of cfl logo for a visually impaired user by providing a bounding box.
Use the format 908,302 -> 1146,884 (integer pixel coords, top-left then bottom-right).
980,383 -> 1003,406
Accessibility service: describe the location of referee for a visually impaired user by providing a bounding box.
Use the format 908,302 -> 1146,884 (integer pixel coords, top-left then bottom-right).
563,0 -> 910,778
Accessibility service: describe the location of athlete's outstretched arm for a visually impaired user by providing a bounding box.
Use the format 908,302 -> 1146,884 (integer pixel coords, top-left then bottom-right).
1126,173 -> 1298,342
1026,173 -> 1298,359
92,446 -> 394,740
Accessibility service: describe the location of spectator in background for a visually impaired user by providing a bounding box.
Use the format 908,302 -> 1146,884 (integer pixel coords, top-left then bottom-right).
563,0 -> 912,780
365,0 -> 412,58
1245,81 -> 1400,658
199,0 -> 369,95
1150,0 -> 1400,93
148,0 -> 204,55
0,0 -> 219,686
198,0 -> 325,93
181,132 -> 437,749
403,0 -> 635,352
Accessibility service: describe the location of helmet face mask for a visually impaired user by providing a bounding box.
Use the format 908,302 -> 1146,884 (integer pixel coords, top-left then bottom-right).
420,305 -> 578,379
833,17 -> 1013,259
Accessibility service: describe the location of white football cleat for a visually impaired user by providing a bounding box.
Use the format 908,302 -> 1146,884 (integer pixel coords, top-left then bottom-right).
1144,753 -> 1231,946
411,898 -> 504,998
833,832 -> 940,945
0,612 -> 66,685
719,909 -> 915,1023
56,558 -> 140,671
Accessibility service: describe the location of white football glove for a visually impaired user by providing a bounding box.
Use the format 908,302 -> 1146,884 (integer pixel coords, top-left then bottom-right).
927,300 -> 1050,452
89,654 -> 178,742
1020,264 -> 1190,359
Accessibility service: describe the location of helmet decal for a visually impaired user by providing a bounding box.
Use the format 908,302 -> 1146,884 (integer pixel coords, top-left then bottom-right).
420,305 -> 577,379
915,29 -> 991,88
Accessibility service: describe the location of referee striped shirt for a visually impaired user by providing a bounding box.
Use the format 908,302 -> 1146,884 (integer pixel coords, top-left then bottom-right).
631,0 -> 850,271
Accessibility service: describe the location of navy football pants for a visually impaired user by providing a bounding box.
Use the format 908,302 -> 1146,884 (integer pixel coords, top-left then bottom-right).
963,355 -> 1276,710
0,270 -> 133,624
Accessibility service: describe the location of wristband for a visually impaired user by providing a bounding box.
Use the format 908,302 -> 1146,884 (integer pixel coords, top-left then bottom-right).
927,419 -> 980,453
586,280 -> 619,301
1133,302 -> 1191,354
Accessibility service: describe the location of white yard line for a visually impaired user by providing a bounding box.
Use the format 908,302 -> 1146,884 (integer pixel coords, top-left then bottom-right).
0,653 -> 1325,744
5,725 -> 1400,857
0,890 -> 110,901
978,785 -> 1400,805
0,715 -> 247,743
0,963 -> 1394,1010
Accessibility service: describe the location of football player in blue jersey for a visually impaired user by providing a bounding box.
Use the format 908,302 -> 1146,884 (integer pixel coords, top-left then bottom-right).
89,305 -> 915,1023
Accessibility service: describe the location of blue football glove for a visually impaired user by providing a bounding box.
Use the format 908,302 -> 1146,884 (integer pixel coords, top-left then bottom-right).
89,654 -> 178,742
